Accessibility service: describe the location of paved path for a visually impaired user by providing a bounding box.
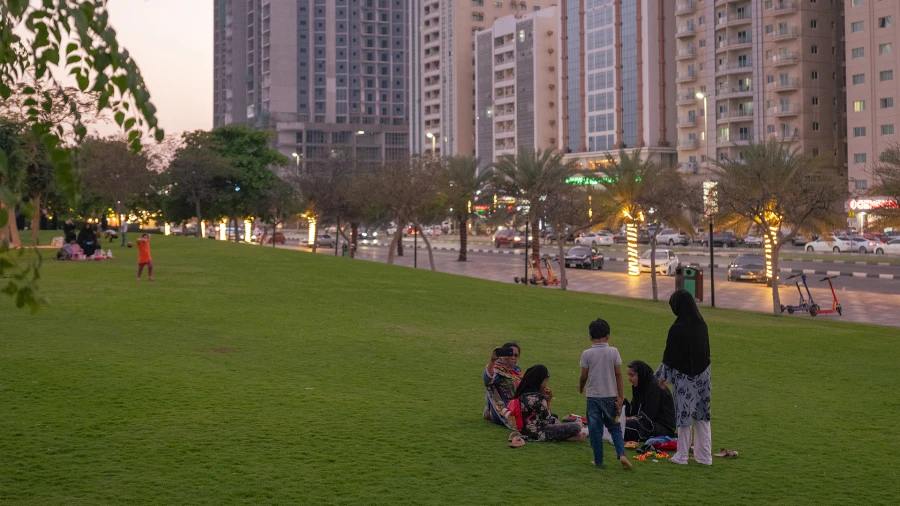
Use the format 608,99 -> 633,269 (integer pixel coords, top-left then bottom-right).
289,242 -> 900,328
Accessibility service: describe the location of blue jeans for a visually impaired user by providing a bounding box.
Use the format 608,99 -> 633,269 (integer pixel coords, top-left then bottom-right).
586,397 -> 626,467
120,232 -> 126,247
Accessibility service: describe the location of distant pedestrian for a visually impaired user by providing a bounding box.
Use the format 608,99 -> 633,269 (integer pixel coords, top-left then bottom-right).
579,318 -> 631,470
120,220 -> 128,248
656,289 -> 712,465
136,233 -> 154,281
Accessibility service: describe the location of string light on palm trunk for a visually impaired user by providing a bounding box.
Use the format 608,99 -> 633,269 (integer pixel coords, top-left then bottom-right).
626,223 -> 640,276
219,218 -> 227,241
307,216 -> 317,246
765,223 -> 778,280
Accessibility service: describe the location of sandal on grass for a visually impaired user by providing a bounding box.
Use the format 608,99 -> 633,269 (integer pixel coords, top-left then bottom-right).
714,448 -> 739,458
508,431 -> 521,442
508,436 -> 526,448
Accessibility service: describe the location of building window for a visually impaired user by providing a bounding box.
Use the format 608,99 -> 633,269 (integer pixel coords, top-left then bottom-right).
811,45 -> 818,54
813,122 -> 819,131
879,43 -> 893,55
855,180 -> 867,190
881,98 -> 895,109
810,20 -> 817,28
811,71 -> 818,80
879,16 -> 892,29
494,1 -> 502,7
854,154 -> 867,164
853,127 -> 866,137
851,21 -> 864,32
852,0 -> 862,5
851,47 -> 865,59
880,70 -> 894,82
812,148 -> 820,156
854,100 -> 866,111
852,74 -> 865,85
812,96 -> 819,105
882,124 -> 895,135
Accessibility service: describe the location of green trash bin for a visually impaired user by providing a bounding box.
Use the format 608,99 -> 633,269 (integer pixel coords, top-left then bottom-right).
675,267 -> 704,302
341,243 -> 349,257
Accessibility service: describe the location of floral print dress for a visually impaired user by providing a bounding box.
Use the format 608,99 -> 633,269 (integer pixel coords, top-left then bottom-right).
519,392 -> 583,442
655,363 -> 711,428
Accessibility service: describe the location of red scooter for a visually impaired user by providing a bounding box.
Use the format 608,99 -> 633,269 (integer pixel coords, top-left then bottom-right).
815,276 -> 843,316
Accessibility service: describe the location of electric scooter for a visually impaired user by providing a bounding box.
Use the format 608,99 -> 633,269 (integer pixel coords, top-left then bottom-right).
780,273 -> 816,316
542,256 -> 561,286
814,276 -> 843,316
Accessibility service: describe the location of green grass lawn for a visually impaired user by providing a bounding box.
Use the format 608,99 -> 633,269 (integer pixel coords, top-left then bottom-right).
1,236 -> 896,505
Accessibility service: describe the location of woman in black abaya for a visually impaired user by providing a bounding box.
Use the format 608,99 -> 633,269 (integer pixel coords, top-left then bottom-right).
77,224 -> 99,256
656,289 -> 712,465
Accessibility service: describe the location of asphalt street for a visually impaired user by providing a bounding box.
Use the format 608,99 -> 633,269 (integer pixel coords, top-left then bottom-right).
287,240 -> 900,328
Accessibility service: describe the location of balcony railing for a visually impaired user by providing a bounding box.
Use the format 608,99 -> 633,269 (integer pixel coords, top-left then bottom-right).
769,52 -> 798,66
717,133 -> 754,145
675,1 -> 696,15
676,71 -> 698,83
716,37 -> 753,51
771,0 -> 798,15
770,104 -> 800,116
677,116 -> 699,127
677,92 -> 699,104
676,25 -> 696,38
717,110 -> 754,121
715,84 -> 753,96
676,48 -> 697,60
770,26 -> 799,41
767,78 -> 800,92
678,139 -> 700,149
717,61 -> 753,73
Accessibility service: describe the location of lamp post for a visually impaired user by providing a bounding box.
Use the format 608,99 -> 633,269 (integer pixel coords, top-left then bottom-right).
697,92 -> 716,307
426,132 -> 436,154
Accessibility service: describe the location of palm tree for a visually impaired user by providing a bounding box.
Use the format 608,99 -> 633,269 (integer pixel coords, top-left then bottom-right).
594,150 -> 661,280
443,156 -> 489,261
869,144 -> 900,229
712,140 -> 847,314
492,148 -> 578,263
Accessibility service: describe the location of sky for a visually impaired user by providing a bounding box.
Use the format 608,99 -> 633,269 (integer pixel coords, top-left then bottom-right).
105,0 -> 213,136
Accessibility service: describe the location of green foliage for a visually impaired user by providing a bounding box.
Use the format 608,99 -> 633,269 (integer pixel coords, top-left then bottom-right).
0,238 -> 895,503
592,149 -> 662,230
869,144 -> 900,230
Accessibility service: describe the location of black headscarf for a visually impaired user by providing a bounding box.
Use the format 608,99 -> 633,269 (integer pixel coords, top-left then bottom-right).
627,360 -> 658,410
514,364 -> 549,399
662,289 -> 711,377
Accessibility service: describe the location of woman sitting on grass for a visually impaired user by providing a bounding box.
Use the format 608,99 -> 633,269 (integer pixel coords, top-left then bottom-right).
512,365 -> 584,443
483,342 -> 522,429
623,360 -> 676,442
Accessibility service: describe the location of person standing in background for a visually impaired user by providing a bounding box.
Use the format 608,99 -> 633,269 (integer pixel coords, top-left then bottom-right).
120,220 -> 128,248
136,233 -> 154,281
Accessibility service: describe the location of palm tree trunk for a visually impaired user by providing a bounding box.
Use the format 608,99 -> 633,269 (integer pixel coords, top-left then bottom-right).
530,220 -> 540,264
388,228 -> 402,264
556,223 -> 568,290
397,233 -> 404,257
649,232 -> 659,301
770,244 -> 782,314
350,222 -> 359,258
195,202 -> 203,238
415,220 -> 436,271
0,202 -> 9,247
7,207 -> 22,248
30,194 -> 41,245
458,214 -> 468,261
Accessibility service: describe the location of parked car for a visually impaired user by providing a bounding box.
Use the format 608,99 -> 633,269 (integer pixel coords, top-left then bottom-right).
267,232 -> 286,245
656,229 -> 690,246
743,235 -> 763,247
883,238 -> 900,254
639,249 -> 680,276
493,229 -> 526,248
564,246 -> 605,270
575,231 -> 615,247
545,228 -> 575,243
727,254 -> 768,283
805,235 -> 853,253
308,234 -> 335,247
791,234 -> 808,246
848,236 -> 886,254
701,232 -> 738,248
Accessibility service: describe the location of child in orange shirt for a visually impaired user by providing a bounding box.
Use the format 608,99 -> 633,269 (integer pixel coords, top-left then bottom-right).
137,233 -> 154,281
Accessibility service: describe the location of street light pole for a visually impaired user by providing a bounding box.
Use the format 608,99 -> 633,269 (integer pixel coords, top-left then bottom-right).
696,92 -> 716,307
414,227 -> 418,268
426,132 -> 436,154
524,220 -> 529,282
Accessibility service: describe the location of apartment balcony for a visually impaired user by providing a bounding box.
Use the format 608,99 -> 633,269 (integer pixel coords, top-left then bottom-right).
677,116 -> 699,128
716,13 -> 752,29
716,110 -> 754,124
676,25 -> 696,38
680,161 -> 699,173
715,84 -> 753,98
770,131 -> 799,142
716,37 -> 753,53
769,52 -> 798,67
675,1 -> 696,16
676,71 -> 698,83
678,139 -> 700,149
677,92 -> 700,105
770,27 -> 799,41
717,133 -> 754,146
716,61 -> 753,76
676,48 -> 697,61
770,103 -> 800,117
770,0 -> 798,16
766,78 -> 800,92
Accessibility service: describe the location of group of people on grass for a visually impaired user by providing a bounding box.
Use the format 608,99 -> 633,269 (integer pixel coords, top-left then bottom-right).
482,289 -> 712,468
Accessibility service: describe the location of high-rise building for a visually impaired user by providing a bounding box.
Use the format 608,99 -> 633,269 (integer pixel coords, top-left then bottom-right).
844,0 -> 899,195
411,0 -> 558,157
559,0 -> 678,169
213,0 -> 411,174
474,8 -> 561,172
674,0 -> 846,178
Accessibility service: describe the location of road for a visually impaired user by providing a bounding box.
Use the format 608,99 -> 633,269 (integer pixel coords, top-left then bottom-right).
281,239 -> 900,328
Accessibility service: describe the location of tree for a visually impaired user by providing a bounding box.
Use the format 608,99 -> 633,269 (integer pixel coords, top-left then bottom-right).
594,150 -> 659,280
78,137 -> 153,226
712,140 -> 848,314
250,176 -> 303,247
492,148 -> 578,263
163,132 -> 236,234
1,1 -> 162,311
868,144 -> 900,230
442,156 -> 489,261
638,165 -> 702,301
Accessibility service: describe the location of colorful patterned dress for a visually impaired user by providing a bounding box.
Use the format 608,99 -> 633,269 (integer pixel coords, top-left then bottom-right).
483,362 -> 522,429
655,363 -> 711,428
518,392 -> 583,442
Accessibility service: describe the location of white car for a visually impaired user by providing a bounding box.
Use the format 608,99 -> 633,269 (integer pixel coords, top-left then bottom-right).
639,249 -> 680,276
805,235 -> 853,253
656,229 -> 690,246
310,234 -> 335,247
883,238 -> 900,255
848,236 -> 885,254
576,231 -> 615,247
743,235 -> 763,247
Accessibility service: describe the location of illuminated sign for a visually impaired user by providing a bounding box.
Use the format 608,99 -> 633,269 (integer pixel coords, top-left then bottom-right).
846,198 -> 898,211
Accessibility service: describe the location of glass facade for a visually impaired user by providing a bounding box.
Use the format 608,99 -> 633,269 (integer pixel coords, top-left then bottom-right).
566,0 -> 582,152
584,0 -> 616,152
620,0 -> 637,148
